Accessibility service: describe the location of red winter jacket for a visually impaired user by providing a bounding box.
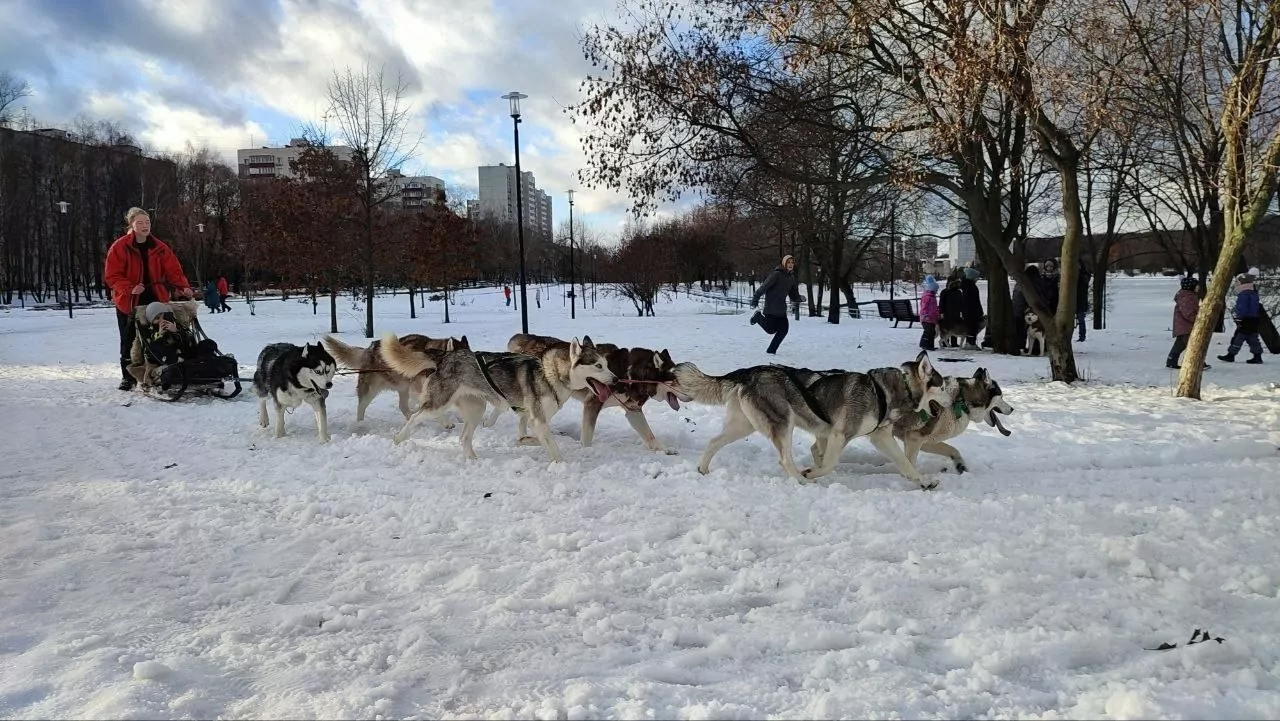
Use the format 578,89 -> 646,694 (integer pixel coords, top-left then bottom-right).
1172,289 -> 1199,336
104,232 -> 191,314
216,277 -> 229,296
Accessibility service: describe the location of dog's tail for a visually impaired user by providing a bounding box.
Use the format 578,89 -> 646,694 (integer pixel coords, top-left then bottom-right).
380,332 -> 440,379
322,334 -> 370,370
672,362 -> 735,405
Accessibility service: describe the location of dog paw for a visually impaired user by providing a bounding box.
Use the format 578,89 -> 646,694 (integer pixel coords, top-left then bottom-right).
955,462 -> 967,474
697,465 -> 710,475
919,479 -> 939,490
662,448 -> 679,456
516,435 -> 540,446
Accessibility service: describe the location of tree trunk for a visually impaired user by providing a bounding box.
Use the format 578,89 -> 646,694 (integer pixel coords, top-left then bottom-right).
364,195 -> 375,339
443,284 -> 451,323
312,289 -> 318,315
330,289 -> 338,333
408,286 -> 416,319
1091,269 -> 1107,331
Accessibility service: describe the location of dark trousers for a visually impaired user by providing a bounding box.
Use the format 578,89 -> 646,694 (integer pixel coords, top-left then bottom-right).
1076,309 -> 1088,341
919,322 -> 936,350
219,293 -> 231,312
116,309 -> 138,380
1013,314 -> 1028,353
759,313 -> 790,354
1167,334 -> 1188,365
1226,328 -> 1263,357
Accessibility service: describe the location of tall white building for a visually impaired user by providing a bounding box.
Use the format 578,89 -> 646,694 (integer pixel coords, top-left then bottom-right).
236,138 -> 353,179
476,164 -> 553,243
949,206 -> 977,268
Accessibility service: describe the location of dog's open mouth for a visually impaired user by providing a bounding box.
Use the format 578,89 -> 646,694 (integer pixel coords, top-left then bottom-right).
587,378 -> 611,404
987,406 -> 1012,436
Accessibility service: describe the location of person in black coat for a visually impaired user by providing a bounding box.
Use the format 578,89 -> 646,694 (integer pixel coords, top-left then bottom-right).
938,274 -> 965,347
958,267 -> 985,347
1075,261 -> 1091,342
1036,259 -> 1061,315
750,254 -> 805,354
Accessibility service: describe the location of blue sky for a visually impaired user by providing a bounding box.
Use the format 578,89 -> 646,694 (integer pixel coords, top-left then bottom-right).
0,0 -> 676,242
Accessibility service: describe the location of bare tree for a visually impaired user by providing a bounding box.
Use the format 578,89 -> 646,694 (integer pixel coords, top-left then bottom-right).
0,72 -> 31,127
1176,0 -> 1280,398
324,62 -> 420,338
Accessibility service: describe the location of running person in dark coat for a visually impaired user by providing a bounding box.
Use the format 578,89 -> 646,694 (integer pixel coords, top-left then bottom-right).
750,254 -> 805,355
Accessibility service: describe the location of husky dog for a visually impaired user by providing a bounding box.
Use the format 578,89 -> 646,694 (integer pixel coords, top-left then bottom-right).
507,332 -> 691,454
673,352 -> 948,487
937,316 -> 985,350
890,367 -> 1014,475
253,342 -> 337,443
380,333 -> 617,462
1024,309 -> 1046,356
321,333 -> 469,423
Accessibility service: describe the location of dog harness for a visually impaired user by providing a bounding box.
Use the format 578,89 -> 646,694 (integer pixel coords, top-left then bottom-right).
778,366 -> 833,426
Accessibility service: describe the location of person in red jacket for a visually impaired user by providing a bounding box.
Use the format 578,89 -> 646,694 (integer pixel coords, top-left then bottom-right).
104,207 -> 193,390
216,275 -> 231,312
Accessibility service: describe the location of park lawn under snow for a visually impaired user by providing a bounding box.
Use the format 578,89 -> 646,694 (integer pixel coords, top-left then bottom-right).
1,276 -> 1278,719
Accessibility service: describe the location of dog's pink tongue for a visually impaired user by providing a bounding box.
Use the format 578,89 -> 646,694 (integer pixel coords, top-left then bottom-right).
590,379 -> 611,404
666,392 -> 680,410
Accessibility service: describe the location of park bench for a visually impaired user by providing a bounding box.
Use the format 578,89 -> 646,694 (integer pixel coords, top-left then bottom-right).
873,298 -> 921,328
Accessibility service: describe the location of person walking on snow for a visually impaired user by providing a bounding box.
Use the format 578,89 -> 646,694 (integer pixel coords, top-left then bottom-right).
919,275 -> 939,351
750,254 -> 805,355
503,285 -> 512,307
1167,276 -> 1208,370
1218,268 -> 1264,364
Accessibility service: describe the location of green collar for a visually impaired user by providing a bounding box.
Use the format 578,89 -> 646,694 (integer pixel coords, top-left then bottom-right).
918,398 -> 968,423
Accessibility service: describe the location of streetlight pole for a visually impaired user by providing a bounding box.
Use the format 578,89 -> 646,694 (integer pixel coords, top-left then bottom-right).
567,189 -> 575,320
57,201 -> 72,319
502,91 -> 530,335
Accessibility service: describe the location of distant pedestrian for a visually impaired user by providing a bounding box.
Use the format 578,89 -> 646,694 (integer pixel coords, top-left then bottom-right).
1218,268 -> 1264,364
217,274 -> 231,312
504,285 -> 512,307
750,254 -> 805,355
919,274 -> 939,351
1075,262 -> 1091,342
1166,276 -> 1207,370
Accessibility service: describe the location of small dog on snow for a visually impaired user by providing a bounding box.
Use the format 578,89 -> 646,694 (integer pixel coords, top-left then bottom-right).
253,342 -> 337,443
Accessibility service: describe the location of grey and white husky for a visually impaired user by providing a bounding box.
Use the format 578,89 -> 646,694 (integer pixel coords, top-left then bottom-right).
889,367 -> 1014,475
252,342 -> 337,443
673,352 -> 948,487
379,332 -> 617,462
322,333 -> 467,424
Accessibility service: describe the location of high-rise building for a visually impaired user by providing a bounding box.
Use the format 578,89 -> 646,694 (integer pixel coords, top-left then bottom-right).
236,138 -> 354,179
949,206 -> 977,268
476,164 -> 553,243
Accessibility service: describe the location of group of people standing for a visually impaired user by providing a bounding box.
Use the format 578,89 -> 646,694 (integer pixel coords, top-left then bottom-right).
919,265 -> 987,351
203,276 -> 233,313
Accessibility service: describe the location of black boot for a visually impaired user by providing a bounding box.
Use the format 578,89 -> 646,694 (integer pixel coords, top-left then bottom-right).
1217,352 -> 1236,362
1246,353 -> 1263,364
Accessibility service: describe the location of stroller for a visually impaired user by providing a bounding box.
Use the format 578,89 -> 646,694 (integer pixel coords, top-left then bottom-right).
128,300 -> 242,402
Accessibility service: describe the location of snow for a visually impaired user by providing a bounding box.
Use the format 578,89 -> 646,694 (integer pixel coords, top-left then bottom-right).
1,277 -> 1278,719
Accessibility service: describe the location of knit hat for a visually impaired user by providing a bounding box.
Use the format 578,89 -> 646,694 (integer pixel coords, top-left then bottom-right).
781,254 -> 796,267
963,267 -> 980,281
144,302 -> 173,324
924,275 -> 939,292
1180,276 -> 1197,291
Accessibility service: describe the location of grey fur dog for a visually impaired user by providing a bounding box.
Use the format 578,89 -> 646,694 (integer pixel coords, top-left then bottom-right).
252,342 -> 337,443
379,332 -> 617,462
507,332 -> 692,454
673,352 -> 948,487
322,333 -> 467,424
888,367 -> 1014,476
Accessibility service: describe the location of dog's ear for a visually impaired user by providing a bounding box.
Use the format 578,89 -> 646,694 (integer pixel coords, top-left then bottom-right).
974,367 -> 988,381
569,337 -> 582,362
652,351 -> 664,369
445,338 -> 455,351
581,335 -> 594,348
914,350 -> 935,378
660,349 -> 673,365
301,344 -> 309,358
458,335 -> 469,349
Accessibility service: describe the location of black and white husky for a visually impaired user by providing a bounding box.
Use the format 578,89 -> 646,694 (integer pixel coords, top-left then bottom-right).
252,342 -> 337,443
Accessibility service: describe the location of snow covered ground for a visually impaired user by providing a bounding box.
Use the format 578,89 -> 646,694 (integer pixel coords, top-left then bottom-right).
1,277 -> 1278,719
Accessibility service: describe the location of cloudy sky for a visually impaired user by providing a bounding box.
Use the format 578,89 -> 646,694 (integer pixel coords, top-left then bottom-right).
0,0 -> 673,240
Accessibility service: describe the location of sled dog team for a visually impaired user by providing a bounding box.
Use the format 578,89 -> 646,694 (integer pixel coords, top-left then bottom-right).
252,331 -> 1015,489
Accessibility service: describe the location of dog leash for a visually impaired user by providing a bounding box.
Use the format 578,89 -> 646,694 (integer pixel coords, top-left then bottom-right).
475,353 -> 524,414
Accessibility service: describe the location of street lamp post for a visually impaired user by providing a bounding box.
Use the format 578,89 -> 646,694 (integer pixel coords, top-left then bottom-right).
502,91 -> 530,335
567,189 -> 576,320
57,201 -> 72,319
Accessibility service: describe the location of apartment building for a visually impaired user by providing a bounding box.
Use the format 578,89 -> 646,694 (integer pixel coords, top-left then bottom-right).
236,138 -> 354,179
475,163 -> 553,243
